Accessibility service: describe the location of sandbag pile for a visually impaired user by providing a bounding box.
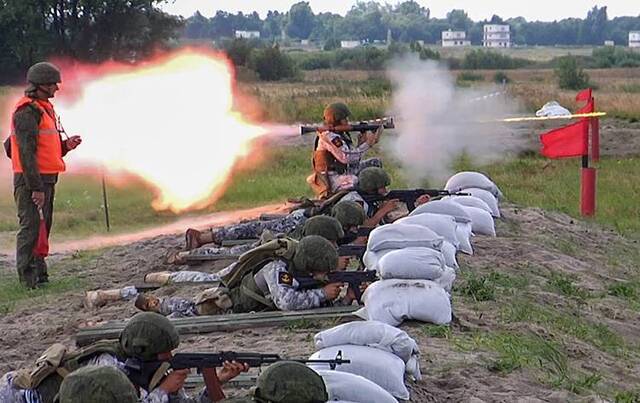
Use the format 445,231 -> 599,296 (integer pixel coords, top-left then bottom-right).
309,321 -> 421,401
307,171 -> 502,401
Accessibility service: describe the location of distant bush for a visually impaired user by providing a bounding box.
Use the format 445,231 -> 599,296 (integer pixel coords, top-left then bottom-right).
296,52 -> 333,70
462,49 -> 530,70
457,72 -> 484,82
493,71 -> 510,84
334,47 -> 389,70
592,47 -> 640,68
323,38 -> 340,51
220,38 -> 262,67
249,45 -> 298,81
554,55 -> 591,90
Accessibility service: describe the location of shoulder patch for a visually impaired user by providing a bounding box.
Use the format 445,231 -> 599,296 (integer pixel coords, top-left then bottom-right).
278,271 -> 294,286
331,137 -> 344,148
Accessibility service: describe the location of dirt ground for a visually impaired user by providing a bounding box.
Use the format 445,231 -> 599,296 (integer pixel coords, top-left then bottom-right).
0,117 -> 639,402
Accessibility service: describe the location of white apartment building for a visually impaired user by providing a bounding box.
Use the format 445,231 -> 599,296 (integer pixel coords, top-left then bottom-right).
235,30 -> 260,39
483,24 -> 510,48
442,30 -> 471,47
604,40 -> 615,46
630,31 -> 640,48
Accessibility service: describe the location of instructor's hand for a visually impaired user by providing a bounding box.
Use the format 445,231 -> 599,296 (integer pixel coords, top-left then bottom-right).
31,191 -> 45,208
66,135 -> 82,150
323,282 -> 343,300
159,368 -> 189,394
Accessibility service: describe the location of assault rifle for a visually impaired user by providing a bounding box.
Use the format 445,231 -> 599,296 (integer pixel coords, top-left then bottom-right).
300,117 -> 395,135
338,244 -> 366,260
296,270 -> 377,303
362,189 -> 470,211
125,351 -> 349,402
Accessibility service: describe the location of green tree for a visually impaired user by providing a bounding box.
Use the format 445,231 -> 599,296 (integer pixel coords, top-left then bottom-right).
555,56 -> 591,90
286,2 -> 315,39
249,45 -> 297,80
447,9 -> 471,31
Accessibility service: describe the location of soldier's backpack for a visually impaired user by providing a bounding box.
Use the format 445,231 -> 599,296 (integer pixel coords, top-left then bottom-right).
12,340 -> 127,403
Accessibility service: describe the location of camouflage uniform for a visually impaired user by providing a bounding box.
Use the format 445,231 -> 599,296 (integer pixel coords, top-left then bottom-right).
0,353 -> 202,403
151,260 -> 328,317
210,210 -> 307,244
315,130 -> 382,192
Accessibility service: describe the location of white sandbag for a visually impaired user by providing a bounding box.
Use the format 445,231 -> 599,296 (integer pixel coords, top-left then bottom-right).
455,222 -> 473,255
309,345 -> 409,400
434,266 -> 456,293
409,200 -> 472,224
395,213 -> 459,249
460,205 -> 496,236
315,370 -> 398,403
362,249 -> 382,271
314,321 -> 419,364
460,188 -> 500,218
441,240 -> 458,269
359,279 -> 452,326
367,223 -> 443,253
377,247 -> 445,281
445,195 -> 493,216
445,171 -> 503,199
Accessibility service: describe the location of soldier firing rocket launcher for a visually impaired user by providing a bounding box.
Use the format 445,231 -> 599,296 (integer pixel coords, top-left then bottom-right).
300,117 -> 395,135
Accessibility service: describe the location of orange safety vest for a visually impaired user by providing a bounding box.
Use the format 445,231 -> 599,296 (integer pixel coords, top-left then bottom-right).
10,97 -> 66,174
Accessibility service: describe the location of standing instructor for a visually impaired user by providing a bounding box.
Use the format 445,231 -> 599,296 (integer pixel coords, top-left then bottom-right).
8,62 -> 81,288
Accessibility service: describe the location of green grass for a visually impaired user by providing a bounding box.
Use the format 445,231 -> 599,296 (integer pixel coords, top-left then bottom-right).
422,324 -> 452,339
0,268 -> 86,314
502,299 -> 627,355
456,271 -> 530,301
484,156 -> 640,237
547,272 -> 591,300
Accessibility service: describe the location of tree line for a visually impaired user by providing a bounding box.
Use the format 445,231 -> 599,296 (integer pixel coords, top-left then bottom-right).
184,2 -> 640,48
0,0 -> 182,83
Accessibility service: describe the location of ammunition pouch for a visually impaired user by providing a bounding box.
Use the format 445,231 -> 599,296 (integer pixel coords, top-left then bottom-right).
12,343 -> 68,390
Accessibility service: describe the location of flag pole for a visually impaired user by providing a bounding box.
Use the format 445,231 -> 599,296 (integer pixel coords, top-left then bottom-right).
101,170 -> 111,231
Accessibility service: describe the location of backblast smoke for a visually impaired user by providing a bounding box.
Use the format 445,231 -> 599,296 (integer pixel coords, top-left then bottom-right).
386,56 -> 526,184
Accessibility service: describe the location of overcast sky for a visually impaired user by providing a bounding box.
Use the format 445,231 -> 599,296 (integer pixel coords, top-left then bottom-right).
161,1 -> 638,21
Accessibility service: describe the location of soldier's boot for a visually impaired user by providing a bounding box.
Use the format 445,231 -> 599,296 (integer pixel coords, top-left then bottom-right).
164,249 -> 188,265
35,258 -> 49,284
185,228 -> 216,250
83,288 -> 124,309
143,271 -> 172,285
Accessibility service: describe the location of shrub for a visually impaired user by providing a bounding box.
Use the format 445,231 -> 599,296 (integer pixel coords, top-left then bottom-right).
462,49 -> 530,70
419,47 -> 441,61
296,52 -> 333,70
249,45 -> 298,81
323,38 -> 340,51
457,72 -> 484,85
592,47 -> 640,68
334,47 -> 389,70
220,38 -> 261,67
554,56 -> 590,90
493,71 -> 510,84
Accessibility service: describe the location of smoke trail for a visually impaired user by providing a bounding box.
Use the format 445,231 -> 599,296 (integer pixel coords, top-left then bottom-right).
386,56 -> 526,184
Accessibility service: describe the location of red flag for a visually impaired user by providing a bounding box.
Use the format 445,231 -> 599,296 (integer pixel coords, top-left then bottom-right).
576,88 -> 592,102
33,208 -> 49,258
540,120 -> 588,159
577,98 -> 594,114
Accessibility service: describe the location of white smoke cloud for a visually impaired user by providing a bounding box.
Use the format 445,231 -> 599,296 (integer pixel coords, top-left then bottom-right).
386,56 -> 527,184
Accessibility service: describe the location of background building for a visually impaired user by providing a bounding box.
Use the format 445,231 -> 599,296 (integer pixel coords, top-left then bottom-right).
235,30 -> 260,39
340,40 -> 361,48
442,30 -> 470,47
483,24 -> 511,48
630,31 -> 640,48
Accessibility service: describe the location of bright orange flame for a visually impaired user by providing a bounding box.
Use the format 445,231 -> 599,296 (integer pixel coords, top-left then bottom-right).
58,49 -> 268,213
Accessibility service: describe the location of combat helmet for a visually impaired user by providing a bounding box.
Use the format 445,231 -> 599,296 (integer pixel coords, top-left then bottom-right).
331,200 -> 366,228
323,102 -> 351,125
56,365 -> 138,403
254,361 -> 328,403
292,235 -> 338,275
119,312 -> 180,361
358,167 -> 391,194
302,215 -> 344,242
27,62 -> 61,85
